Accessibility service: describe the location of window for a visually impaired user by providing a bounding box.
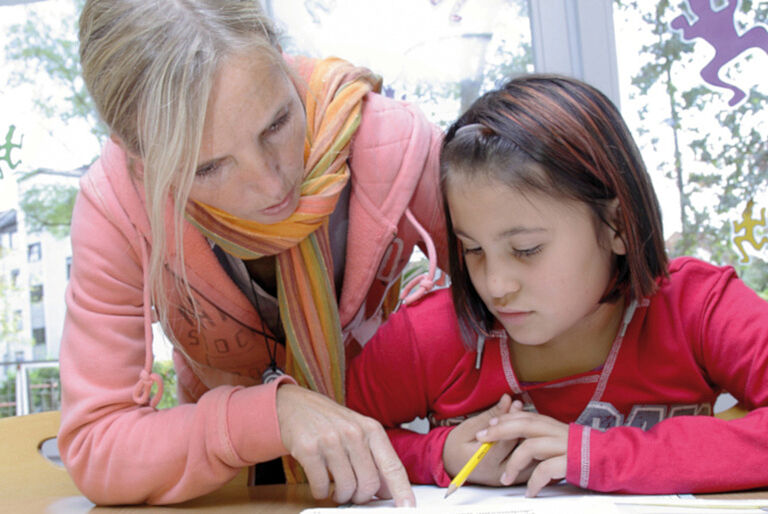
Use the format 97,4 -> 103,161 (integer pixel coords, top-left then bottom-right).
613,1 -> 768,295
13,310 -> 22,331
30,284 -> 43,303
10,268 -> 19,288
66,255 -> 72,280
27,242 -> 41,262
32,327 -> 45,345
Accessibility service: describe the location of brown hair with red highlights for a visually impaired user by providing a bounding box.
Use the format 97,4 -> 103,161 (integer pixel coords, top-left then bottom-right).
440,74 -> 668,343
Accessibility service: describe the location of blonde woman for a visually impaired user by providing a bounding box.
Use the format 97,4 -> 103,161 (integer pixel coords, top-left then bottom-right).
59,0 -> 447,506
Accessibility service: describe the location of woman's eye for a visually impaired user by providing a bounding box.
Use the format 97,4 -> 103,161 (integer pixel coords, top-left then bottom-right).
267,112 -> 290,134
512,245 -> 542,258
195,160 -> 221,178
462,246 -> 483,256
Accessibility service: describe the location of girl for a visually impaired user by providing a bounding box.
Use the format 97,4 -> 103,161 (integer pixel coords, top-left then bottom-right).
347,74 -> 768,498
59,0 -> 447,506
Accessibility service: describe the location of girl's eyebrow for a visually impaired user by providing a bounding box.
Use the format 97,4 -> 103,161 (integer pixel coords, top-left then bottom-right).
454,227 -> 546,241
497,227 -> 546,240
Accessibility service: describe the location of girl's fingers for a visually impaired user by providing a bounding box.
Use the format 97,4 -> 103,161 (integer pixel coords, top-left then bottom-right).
502,436 -> 566,486
525,456 -> 567,498
479,415 -> 558,442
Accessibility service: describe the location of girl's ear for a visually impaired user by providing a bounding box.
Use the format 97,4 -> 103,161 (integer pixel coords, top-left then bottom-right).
608,198 -> 627,256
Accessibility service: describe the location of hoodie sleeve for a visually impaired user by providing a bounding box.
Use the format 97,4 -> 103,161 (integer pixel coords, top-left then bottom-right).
566,263 -> 768,494
58,167 -> 292,505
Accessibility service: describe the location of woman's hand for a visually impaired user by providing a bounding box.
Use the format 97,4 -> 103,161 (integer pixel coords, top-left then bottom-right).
276,384 -> 415,507
476,409 -> 568,497
442,395 -> 531,486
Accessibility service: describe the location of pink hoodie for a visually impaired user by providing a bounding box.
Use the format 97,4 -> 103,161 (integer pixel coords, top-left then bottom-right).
58,88 -> 447,504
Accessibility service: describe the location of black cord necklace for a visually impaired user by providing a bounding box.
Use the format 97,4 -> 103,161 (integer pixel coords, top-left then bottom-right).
248,276 -> 285,384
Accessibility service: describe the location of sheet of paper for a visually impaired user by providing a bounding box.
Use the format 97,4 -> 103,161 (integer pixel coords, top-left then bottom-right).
300,484 -> 768,514
302,483 -> 628,513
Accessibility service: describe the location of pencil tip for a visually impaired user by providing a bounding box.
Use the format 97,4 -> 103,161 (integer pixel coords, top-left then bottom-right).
444,486 -> 456,499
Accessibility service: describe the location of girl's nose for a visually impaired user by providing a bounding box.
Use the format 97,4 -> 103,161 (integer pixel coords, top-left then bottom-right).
487,266 -> 521,303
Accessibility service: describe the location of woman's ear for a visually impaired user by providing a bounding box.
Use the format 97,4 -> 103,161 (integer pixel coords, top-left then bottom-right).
110,133 -> 144,177
608,198 -> 627,256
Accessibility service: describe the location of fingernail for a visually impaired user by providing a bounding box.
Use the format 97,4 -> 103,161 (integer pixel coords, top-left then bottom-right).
489,417 -> 498,426
398,498 -> 415,508
500,472 -> 509,485
476,429 -> 487,438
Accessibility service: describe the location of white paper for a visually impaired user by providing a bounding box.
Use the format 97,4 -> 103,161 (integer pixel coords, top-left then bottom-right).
300,484 -> 768,514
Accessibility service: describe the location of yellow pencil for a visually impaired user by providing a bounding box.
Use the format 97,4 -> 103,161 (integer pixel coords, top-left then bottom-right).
444,441 -> 497,499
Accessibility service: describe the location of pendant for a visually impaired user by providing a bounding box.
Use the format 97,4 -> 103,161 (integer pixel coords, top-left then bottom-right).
261,364 -> 285,384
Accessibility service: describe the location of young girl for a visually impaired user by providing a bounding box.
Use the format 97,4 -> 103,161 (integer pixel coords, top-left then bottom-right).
347,74 -> 768,498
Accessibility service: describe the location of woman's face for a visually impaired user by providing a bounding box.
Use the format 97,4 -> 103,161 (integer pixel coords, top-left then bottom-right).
189,51 -> 306,224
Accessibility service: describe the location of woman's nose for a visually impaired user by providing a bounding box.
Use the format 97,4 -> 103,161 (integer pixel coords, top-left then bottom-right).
240,149 -> 284,196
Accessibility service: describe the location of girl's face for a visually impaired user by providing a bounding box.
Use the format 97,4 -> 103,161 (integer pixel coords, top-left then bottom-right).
189,51 -> 307,224
446,173 -> 626,347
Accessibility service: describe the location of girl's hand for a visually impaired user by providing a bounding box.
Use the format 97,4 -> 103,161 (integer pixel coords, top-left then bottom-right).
276,384 -> 415,507
443,394 -> 530,485
476,409 -> 568,497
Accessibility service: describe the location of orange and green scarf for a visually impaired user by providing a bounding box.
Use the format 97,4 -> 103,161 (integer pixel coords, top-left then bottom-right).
186,55 -> 380,475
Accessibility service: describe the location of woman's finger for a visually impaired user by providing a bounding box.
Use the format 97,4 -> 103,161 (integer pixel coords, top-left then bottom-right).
367,424 -> 415,507
343,421 -> 382,504
320,430 -> 358,504
296,449 -> 332,500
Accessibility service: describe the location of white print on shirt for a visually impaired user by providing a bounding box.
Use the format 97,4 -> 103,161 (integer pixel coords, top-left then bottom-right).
576,400 -> 713,431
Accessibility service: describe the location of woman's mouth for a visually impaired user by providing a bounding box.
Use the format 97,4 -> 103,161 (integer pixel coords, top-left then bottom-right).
260,189 -> 296,217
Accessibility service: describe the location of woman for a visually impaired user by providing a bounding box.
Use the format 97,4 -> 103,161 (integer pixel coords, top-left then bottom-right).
58,0 -> 447,506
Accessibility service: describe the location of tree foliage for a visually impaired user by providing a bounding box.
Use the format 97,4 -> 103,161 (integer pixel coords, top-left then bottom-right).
616,0 -> 768,288
5,0 -> 104,142
17,179 -> 79,239
4,0 -> 101,238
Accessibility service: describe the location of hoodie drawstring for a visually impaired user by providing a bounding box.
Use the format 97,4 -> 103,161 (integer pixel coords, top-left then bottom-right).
399,208 -> 438,305
132,238 -> 163,408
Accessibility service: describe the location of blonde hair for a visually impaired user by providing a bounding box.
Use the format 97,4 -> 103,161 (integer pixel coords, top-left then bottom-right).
79,0 -> 282,332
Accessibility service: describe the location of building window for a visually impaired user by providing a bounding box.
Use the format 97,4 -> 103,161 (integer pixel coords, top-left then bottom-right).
66,256 -> 72,280
32,327 -> 46,346
14,350 -> 24,362
10,269 -> 19,288
27,242 -> 42,263
13,310 -> 22,331
30,284 -> 43,303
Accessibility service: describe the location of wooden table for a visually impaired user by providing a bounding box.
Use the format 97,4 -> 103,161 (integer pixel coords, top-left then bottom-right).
0,482 -> 335,513
3,480 -> 767,514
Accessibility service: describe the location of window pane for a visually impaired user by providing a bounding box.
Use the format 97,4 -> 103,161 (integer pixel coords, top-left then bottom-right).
270,0 -> 533,127
614,0 -> 768,294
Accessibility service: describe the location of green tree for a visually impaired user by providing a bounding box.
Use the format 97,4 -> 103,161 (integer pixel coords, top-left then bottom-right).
16,173 -> 79,239
4,0 -> 103,237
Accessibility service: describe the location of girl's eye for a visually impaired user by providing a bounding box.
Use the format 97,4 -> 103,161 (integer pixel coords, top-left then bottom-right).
195,160 -> 221,178
512,245 -> 542,258
462,246 -> 483,257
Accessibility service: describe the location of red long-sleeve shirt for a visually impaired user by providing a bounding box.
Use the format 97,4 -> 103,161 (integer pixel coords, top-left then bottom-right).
347,257 -> 768,494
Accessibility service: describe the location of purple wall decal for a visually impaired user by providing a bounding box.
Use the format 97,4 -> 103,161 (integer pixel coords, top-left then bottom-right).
670,0 -> 768,106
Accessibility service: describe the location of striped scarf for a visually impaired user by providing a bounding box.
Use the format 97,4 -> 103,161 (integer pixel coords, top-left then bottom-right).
187,56 -> 380,408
